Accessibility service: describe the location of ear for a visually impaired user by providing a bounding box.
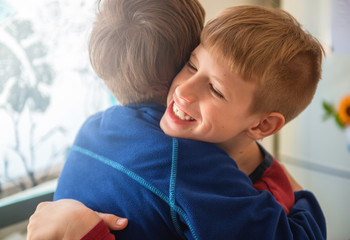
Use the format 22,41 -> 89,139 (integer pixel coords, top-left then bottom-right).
247,112 -> 285,140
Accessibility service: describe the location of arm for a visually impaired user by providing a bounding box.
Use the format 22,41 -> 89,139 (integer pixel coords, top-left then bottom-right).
176,140 -> 326,240
181,175 -> 326,240
253,160 -> 296,215
52,128 -> 326,240
27,199 -> 127,240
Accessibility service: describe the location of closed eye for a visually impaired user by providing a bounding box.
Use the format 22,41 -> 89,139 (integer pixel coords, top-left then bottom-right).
186,61 -> 197,72
209,83 -> 225,99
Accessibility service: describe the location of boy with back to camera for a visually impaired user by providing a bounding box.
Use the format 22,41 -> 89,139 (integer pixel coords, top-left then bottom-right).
28,2 -> 326,240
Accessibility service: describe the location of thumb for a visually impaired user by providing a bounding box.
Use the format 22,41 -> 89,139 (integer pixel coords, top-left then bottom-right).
96,212 -> 128,231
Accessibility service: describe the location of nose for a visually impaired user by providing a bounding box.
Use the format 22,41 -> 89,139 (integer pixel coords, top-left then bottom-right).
175,77 -> 197,103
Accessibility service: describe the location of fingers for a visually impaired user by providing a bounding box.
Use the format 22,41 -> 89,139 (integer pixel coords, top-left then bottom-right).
96,212 -> 128,231
27,202 -> 52,240
28,201 -> 51,231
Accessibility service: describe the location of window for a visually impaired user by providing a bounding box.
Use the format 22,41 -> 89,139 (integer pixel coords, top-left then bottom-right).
0,0 -> 112,199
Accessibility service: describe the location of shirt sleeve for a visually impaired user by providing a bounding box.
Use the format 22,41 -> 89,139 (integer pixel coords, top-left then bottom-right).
253,160 -> 295,215
175,140 -> 326,240
80,220 -> 115,240
288,190 -> 327,239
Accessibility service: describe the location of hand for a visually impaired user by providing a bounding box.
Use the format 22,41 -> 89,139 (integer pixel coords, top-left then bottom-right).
280,164 -> 303,192
96,210 -> 128,231
27,199 -> 128,240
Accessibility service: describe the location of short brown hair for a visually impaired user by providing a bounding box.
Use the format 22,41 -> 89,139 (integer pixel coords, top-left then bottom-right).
89,0 -> 205,105
201,5 -> 324,123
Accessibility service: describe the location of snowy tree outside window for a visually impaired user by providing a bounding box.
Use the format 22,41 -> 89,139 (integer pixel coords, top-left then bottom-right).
0,0 -> 112,198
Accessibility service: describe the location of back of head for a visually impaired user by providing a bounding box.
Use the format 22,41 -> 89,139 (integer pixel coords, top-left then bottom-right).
201,5 -> 324,123
89,0 -> 205,105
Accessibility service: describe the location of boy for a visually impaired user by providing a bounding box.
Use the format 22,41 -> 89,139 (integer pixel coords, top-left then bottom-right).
159,4 -> 323,213
30,2 -> 326,240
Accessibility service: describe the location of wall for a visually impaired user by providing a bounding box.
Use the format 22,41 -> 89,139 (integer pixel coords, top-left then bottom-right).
280,0 -> 350,239
199,0 -> 279,22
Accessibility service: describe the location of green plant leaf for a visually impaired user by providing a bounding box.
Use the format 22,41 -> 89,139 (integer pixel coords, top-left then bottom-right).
322,113 -> 332,121
335,114 -> 345,129
322,100 -> 336,115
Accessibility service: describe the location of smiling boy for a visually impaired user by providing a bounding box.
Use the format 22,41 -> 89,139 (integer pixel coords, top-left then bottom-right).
161,45 -> 265,176
161,3 -> 324,185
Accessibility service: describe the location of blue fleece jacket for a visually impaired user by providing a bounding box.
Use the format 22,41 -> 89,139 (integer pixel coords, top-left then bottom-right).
54,103 -> 326,240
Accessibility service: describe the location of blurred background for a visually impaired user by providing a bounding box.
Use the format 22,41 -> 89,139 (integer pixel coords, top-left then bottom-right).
0,0 -> 349,239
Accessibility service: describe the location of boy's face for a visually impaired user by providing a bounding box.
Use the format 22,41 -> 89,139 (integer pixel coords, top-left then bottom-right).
160,45 -> 261,148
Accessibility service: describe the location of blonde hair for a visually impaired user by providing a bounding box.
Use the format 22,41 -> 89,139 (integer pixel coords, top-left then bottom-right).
89,0 -> 205,105
201,5 -> 324,123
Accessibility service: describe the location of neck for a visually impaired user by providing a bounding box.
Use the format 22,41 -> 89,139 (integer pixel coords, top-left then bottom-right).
219,141 -> 263,176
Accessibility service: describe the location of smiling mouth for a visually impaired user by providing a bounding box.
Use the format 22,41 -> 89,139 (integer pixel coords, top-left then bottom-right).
172,102 -> 195,121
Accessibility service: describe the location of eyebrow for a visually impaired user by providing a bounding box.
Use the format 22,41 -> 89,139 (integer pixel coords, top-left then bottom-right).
210,69 -> 227,86
211,75 -> 227,94
209,69 -> 231,100
192,51 -> 225,85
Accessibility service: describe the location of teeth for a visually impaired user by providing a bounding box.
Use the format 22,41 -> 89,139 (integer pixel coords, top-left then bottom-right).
173,103 -> 194,121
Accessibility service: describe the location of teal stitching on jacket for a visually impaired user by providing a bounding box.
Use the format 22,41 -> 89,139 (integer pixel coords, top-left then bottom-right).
169,138 -> 185,239
71,145 -> 199,240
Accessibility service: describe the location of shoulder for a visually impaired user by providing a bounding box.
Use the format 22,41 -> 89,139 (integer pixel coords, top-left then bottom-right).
174,138 -> 254,193
176,138 -> 235,165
